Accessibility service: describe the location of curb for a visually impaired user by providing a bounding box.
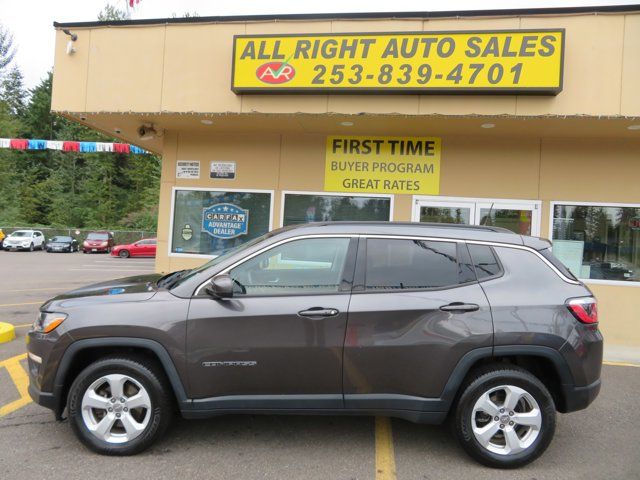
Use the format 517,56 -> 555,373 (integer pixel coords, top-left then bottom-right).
0,322 -> 16,344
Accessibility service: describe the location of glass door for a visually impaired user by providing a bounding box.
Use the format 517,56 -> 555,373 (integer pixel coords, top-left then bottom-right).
476,201 -> 539,236
417,200 -> 476,225
413,197 -> 541,236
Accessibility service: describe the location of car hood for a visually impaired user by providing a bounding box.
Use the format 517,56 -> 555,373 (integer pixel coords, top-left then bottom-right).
48,241 -> 71,246
41,273 -> 162,310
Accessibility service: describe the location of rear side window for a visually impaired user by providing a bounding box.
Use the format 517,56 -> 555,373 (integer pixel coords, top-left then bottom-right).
365,239 -> 459,290
468,244 -> 502,280
540,247 -> 577,280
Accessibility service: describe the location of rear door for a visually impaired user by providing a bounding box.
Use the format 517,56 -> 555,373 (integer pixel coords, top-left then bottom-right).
186,236 -> 357,407
344,236 -> 492,409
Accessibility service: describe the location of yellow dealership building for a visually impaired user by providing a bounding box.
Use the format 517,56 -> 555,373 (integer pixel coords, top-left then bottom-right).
50,6 -> 640,359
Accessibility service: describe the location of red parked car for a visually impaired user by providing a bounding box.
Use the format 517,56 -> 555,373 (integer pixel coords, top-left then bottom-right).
82,231 -> 114,253
110,238 -> 157,258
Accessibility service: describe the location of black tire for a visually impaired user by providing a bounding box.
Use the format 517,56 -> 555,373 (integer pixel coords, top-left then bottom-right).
453,365 -> 556,469
119,250 -> 130,258
67,356 -> 173,455
29,243 -> 34,252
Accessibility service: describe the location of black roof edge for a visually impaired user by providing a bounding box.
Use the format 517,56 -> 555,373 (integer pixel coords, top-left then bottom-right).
53,4 -> 640,28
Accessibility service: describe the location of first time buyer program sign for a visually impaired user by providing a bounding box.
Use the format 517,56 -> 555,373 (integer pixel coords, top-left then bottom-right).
232,30 -> 564,94
325,136 -> 441,195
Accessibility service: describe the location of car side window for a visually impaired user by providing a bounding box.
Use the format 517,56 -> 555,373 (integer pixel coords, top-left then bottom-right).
365,238 -> 459,290
228,237 -> 351,296
467,244 -> 502,280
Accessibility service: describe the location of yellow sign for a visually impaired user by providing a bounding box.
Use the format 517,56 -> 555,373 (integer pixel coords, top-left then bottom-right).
325,136 -> 441,195
232,30 -> 564,94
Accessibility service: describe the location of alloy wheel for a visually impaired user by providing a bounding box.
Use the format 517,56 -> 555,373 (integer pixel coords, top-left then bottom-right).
80,374 -> 152,444
471,384 -> 542,456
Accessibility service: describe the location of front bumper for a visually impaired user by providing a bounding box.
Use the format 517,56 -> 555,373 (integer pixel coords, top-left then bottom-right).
28,382 -> 57,410
4,244 -> 31,250
83,246 -> 108,252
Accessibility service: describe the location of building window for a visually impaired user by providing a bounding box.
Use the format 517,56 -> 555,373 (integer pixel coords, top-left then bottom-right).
282,192 -> 391,226
551,203 -> 640,283
171,189 -> 272,256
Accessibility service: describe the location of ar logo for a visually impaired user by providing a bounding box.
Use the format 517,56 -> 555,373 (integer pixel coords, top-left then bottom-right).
256,62 -> 296,84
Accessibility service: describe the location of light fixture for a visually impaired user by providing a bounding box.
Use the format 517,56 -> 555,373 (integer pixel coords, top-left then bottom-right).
627,124 -> 640,130
79,115 -> 86,121
481,123 -> 495,129
114,127 -> 122,134
340,121 -> 354,126
200,119 -> 214,125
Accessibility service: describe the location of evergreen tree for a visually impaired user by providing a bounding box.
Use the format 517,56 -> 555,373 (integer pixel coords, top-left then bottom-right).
0,25 -> 16,74
0,65 -> 26,116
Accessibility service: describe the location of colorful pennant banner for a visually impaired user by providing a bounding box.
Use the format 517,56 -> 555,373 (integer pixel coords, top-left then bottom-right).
0,138 -> 149,154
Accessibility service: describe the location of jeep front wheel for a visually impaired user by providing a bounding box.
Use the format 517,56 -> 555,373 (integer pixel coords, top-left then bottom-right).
67,356 -> 172,455
453,365 -> 556,468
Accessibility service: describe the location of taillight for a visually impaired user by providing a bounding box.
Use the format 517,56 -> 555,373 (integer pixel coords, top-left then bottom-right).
567,297 -> 598,324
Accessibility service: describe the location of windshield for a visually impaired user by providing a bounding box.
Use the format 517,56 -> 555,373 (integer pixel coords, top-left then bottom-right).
87,233 -> 109,240
52,236 -> 72,242
11,231 -> 32,237
169,232 -> 274,289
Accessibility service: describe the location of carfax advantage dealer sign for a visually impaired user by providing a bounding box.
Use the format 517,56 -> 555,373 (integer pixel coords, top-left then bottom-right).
232,30 -> 564,94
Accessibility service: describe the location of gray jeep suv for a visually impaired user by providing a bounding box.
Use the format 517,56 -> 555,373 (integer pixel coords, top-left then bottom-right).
26,222 -> 602,468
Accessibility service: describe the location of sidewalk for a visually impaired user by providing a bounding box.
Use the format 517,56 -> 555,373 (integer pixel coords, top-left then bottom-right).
604,345 -> 640,366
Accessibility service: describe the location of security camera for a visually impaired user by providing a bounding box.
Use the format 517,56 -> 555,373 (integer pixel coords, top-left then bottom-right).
138,123 -> 162,141
138,125 -> 152,138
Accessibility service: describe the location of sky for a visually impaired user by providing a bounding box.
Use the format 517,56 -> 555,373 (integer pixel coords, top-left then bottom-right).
0,0 -> 638,88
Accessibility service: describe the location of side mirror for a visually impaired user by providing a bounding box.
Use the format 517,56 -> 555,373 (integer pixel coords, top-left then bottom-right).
205,274 -> 234,299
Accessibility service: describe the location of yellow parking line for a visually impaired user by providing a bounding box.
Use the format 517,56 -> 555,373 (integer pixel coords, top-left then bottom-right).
0,353 -> 32,417
0,301 -> 42,308
603,360 -> 640,368
375,417 -> 397,480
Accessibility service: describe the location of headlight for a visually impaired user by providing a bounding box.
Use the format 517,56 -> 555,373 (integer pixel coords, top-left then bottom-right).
33,312 -> 67,333
100,241 -> 108,246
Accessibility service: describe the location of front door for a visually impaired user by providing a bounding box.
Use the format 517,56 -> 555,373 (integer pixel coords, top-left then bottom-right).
413,197 -> 541,236
186,236 -> 356,408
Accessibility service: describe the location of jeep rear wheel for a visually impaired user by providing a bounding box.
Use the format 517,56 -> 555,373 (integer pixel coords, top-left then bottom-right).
453,365 -> 556,468
67,356 -> 172,455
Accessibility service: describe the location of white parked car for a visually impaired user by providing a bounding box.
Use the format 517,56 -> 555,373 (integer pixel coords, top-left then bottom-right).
3,230 -> 45,251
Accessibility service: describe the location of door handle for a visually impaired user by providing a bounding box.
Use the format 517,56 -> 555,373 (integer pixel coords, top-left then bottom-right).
439,302 -> 480,313
298,307 -> 340,318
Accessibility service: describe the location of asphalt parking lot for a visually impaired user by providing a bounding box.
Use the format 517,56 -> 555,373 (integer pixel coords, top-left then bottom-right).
0,250 -> 638,480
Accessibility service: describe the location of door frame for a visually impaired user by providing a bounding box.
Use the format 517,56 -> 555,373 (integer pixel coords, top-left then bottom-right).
411,195 -> 542,236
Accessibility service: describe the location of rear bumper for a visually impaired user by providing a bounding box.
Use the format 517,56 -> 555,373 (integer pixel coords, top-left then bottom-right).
561,378 -> 601,413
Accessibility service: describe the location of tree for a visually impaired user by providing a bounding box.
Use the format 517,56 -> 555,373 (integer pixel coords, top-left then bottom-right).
0,65 -> 26,116
98,4 -> 128,21
0,25 -> 16,74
